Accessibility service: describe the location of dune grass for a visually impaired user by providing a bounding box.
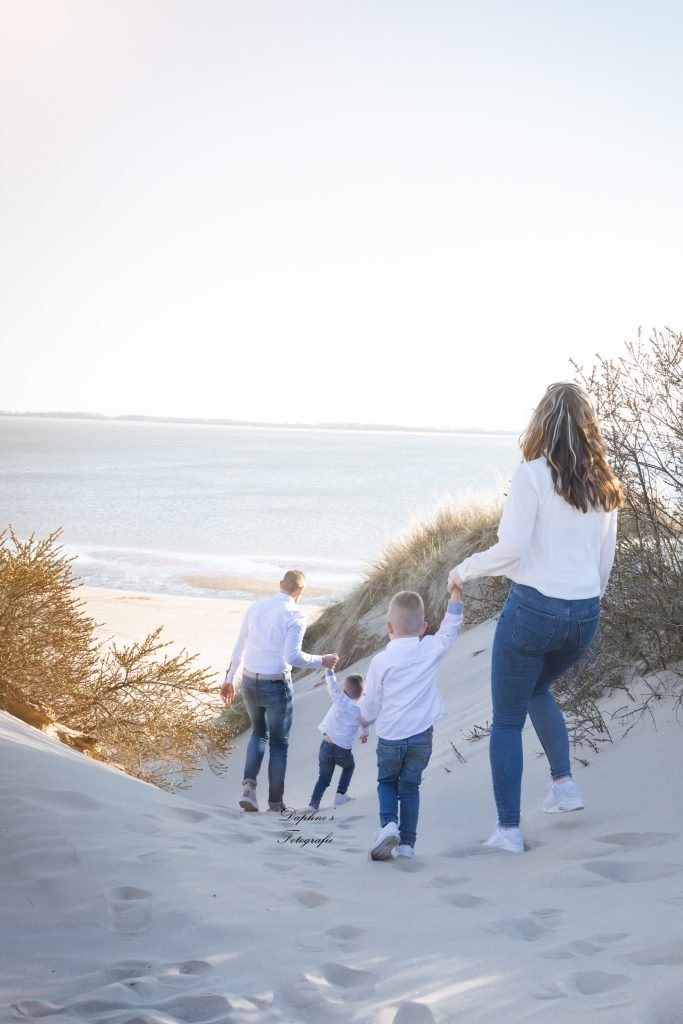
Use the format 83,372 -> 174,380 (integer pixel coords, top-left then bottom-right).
303,501 -> 507,670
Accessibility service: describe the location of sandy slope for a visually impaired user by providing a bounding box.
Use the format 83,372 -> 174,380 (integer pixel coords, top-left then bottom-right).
2,600 -> 683,1023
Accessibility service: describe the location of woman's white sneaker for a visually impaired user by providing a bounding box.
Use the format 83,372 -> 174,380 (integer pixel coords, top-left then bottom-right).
482,826 -> 524,854
393,844 -> 416,859
543,780 -> 584,813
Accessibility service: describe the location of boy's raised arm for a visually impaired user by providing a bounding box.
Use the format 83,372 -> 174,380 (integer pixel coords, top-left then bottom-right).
431,591 -> 464,654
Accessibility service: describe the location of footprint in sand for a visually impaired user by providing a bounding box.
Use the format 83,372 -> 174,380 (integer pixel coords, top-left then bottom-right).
583,860 -> 682,883
325,924 -> 366,942
38,789 -> 101,813
157,993 -> 233,1020
489,917 -> 553,942
320,961 -> 379,996
429,875 -> 472,888
628,940 -> 683,965
104,885 -> 153,933
542,933 -> 628,960
444,892 -> 490,908
12,844 -> 80,877
593,832 -> 677,849
158,806 -> 212,825
570,970 -> 630,996
294,889 -> 330,908
392,1002 -> 437,1024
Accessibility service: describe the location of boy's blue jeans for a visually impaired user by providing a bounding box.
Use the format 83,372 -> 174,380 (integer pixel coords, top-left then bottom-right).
309,739 -> 355,809
241,675 -> 293,805
491,583 -> 600,827
377,727 -> 433,848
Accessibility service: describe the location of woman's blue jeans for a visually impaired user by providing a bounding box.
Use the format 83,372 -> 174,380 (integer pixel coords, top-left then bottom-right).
309,740 -> 355,809
241,676 -> 293,805
376,727 -> 433,848
490,583 -> 600,827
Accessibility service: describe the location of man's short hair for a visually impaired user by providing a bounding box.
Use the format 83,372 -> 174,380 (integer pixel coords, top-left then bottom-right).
343,673 -> 364,699
281,569 -> 306,594
387,591 -> 425,635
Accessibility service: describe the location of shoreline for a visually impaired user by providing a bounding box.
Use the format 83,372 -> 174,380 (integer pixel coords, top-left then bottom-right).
79,586 -> 325,681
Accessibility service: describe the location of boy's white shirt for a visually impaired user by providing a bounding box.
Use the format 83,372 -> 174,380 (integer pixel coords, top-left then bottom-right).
318,670 -> 369,749
359,601 -> 464,741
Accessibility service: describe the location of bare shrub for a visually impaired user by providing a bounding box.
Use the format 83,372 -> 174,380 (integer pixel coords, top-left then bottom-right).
0,527 -> 232,789
569,327 -> 683,720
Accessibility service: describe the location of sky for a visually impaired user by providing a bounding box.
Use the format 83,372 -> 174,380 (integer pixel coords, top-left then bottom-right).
1,0 -> 682,431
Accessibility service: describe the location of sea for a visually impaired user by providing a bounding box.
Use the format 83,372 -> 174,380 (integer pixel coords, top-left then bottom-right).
1,417 -> 519,602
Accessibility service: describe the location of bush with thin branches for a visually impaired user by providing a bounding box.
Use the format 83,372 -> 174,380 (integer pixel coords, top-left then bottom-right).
0,527 -> 232,789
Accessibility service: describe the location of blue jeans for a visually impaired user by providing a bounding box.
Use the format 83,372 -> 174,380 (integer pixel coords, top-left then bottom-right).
241,676 -> 293,805
490,583 -> 601,827
376,727 -> 433,848
309,740 -> 355,809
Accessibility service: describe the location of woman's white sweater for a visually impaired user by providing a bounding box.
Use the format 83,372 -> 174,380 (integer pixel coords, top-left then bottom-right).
456,457 -> 618,599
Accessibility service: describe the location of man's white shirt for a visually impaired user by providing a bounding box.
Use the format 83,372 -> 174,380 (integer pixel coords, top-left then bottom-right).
225,592 -> 322,684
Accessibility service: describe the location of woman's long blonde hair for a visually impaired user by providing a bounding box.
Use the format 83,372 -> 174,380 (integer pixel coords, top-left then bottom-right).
521,382 -> 624,513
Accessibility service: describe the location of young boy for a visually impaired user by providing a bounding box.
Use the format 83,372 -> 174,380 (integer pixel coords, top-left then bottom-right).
360,583 -> 463,860
307,669 -> 369,811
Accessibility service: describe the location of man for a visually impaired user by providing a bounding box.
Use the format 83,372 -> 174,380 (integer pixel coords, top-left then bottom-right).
220,569 -> 338,812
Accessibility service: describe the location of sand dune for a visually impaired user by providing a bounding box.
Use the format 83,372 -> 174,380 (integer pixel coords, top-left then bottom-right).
2,594 -> 682,1023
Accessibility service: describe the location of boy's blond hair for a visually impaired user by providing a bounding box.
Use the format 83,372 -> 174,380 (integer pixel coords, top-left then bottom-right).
387,591 -> 425,636
343,673 -> 364,699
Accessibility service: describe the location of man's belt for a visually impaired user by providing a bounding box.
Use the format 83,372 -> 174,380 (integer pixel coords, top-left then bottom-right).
243,670 -> 291,681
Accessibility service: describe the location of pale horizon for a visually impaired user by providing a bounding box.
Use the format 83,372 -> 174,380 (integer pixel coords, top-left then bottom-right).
2,1 -> 682,432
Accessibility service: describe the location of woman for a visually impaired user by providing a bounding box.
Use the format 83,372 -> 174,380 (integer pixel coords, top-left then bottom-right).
448,382 -> 623,853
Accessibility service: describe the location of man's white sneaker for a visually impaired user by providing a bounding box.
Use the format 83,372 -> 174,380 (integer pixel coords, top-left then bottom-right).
239,785 -> 258,812
543,780 -> 584,814
393,844 -> 416,859
482,826 -> 524,854
370,822 -> 400,860
334,793 -> 351,806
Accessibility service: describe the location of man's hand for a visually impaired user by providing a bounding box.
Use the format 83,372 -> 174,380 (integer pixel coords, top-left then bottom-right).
359,734 -> 368,744
321,653 -> 339,669
220,681 -> 235,705
448,567 -> 464,598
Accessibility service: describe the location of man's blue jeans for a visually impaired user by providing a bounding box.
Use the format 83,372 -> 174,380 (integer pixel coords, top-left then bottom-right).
490,583 -> 601,827
309,739 -> 355,809
241,675 -> 293,805
376,727 -> 433,848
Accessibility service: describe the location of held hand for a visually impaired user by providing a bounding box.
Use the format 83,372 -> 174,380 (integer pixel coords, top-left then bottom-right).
447,567 -> 464,597
359,734 -> 368,744
220,681 -> 235,705
321,653 -> 339,670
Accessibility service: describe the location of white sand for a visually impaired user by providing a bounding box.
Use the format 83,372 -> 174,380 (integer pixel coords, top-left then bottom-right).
2,591 -> 682,1023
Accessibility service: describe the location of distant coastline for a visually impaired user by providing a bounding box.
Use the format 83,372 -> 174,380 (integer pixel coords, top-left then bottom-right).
0,410 -> 518,437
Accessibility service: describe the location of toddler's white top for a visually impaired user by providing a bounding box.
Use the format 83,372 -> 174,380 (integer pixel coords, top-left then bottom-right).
456,458 -> 618,600
319,670 -> 369,749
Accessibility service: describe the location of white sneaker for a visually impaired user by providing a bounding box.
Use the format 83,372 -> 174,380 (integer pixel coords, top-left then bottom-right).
543,780 -> 584,814
393,844 -> 416,859
482,826 -> 524,854
370,822 -> 400,860
334,793 -> 351,806
239,784 -> 258,812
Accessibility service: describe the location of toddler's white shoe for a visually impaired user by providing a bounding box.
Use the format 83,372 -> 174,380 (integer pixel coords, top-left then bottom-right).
482,825 -> 524,854
370,821 -> 400,860
334,793 -> 351,806
393,844 -> 416,859
543,780 -> 584,814
239,784 -> 258,812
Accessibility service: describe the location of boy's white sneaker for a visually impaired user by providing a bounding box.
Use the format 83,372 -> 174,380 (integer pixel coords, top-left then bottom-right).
393,844 -> 416,859
543,780 -> 584,814
239,784 -> 258,812
482,826 -> 524,854
370,822 -> 400,860
334,793 -> 351,806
